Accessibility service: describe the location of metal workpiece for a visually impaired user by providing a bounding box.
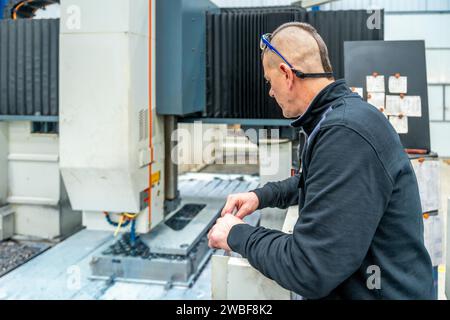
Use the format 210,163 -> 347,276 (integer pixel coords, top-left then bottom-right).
90,197 -> 223,286
90,235 -> 212,287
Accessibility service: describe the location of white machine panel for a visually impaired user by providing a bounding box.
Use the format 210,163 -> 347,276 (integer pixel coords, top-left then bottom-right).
60,0 -> 149,36
7,122 -> 60,206
59,0 -> 164,232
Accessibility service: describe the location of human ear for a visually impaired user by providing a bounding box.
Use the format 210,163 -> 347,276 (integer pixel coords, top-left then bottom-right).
279,63 -> 294,88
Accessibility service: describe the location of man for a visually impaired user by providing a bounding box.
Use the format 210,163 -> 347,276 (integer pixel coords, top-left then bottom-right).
207,22 -> 433,300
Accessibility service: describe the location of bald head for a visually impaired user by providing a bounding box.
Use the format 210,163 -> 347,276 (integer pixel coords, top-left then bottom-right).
261,23 -> 335,118
263,22 -> 333,75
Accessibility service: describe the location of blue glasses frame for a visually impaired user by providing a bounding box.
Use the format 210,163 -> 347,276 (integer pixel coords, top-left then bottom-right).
260,33 -> 294,68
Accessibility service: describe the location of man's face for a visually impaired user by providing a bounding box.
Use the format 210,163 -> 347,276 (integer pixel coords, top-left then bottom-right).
263,55 -> 307,119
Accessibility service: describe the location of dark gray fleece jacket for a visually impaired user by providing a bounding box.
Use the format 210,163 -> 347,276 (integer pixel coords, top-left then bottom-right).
227,80 -> 433,300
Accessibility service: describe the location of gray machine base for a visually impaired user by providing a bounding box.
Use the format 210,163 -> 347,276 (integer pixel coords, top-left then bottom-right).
89,198 -> 224,287
89,238 -> 213,287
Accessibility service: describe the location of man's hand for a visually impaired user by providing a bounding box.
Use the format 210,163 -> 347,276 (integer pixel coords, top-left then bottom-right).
221,192 -> 260,219
208,214 -> 245,251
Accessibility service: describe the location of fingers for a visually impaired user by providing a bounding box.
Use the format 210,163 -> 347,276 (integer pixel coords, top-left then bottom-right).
207,226 -> 213,239
208,217 -> 225,248
208,237 -> 214,249
208,215 -> 242,251
208,219 -> 222,248
221,195 -> 238,216
207,226 -> 215,248
235,205 -> 251,219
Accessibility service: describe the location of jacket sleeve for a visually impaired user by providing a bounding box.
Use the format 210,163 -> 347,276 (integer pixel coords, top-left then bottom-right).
227,126 -> 393,299
251,174 -> 300,210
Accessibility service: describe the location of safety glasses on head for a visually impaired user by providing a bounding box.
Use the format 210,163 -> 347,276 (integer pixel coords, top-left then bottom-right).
260,33 -> 333,79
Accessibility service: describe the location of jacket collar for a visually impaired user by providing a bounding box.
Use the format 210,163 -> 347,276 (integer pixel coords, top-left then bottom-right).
290,79 -> 351,135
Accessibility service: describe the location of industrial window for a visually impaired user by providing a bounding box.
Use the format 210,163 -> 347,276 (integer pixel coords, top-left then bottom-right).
31,122 -> 59,134
428,84 -> 450,122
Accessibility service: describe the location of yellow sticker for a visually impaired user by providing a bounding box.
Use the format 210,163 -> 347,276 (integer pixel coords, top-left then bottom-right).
151,171 -> 161,185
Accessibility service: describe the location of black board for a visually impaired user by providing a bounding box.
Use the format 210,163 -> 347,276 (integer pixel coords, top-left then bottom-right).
344,40 -> 431,151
